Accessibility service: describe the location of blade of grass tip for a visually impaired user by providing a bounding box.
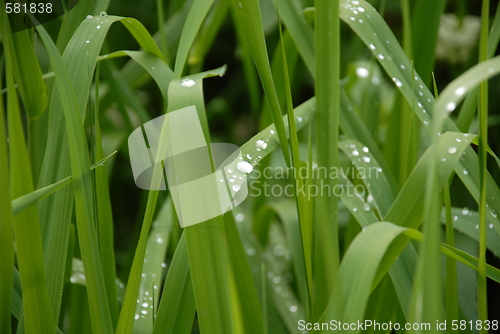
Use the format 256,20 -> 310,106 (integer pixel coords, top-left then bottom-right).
313,0 -> 340,317
173,0 -> 215,76
232,0 -> 291,166
6,62 -> 55,333
93,63 -> 119,328
477,0 -> 489,331
0,63 -> 14,334
229,4 -> 261,112
276,7 -> 313,319
188,0 -> 229,72
35,23 -> 113,333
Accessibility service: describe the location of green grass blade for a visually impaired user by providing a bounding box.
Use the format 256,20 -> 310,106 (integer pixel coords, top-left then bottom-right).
477,2 -> 490,330
315,222 -> 410,334
36,15 -> 169,325
12,152 -> 116,217
339,138 -> 394,216
274,0 -> 315,75
232,0 -> 291,166
152,234 -> 196,334
5,59 -> 55,333
35,23 -> 113,334
313,0 -> 340,317
132,198 -> 173,333
225,213 -> 265,333
385,132 -> 476,229
93,66 -> 119,328
440,208 -> 500,258
276,13 -> 313,318
174,0 -> 215,76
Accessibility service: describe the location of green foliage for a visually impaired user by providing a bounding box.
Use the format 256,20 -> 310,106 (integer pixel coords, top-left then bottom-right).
1,0 -> 499,333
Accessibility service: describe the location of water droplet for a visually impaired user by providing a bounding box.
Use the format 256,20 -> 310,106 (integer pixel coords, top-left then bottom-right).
492,210 -> 498,218
489,223 -> 494,229
86,40 -> 90,43
448,147 -> 457,154
446,102 -> 456,112
363,203 -> 370,211
358,6 -> 365,12
362,226 -> 367,231
227,169 -> 233,173
296,116 -> 303,122
369,44 -> 376,50
142,302 -> 149,308
371,77 -> 380,85
392,78 -> 402,87
362,147 -> 369,153
350,17 -> 355,21
235,213 -> 245,222
353,207 -> 358,212
475,224 -> 479,229
273,276 -> 282,284
270,130 -> 275,134
141,273 -> 146,278
462,208 -> 470,215
290,305 -> 298,313
161,263 -> 167,268
367,194 -> 373,203
134,314 -> 140,320
400,64 -> 406,69
362,156 -> 371,163
378,54 -> 385,60
229,179 -> 235,183
141,310 -> 147,315
96,25 -> 101,29
463,168 -> 469,175
157,237 -> 164,244
423,120 -> 429,125
255,140 -> 267,150
86,15 -> 93,20
356,67 -> 369,78
454,86 -> 466,97
232,184 -> 241,192
100,11 -> 107,16
180,79 -> 196,88
237,161 -> 253,174
246,248 -> 256,256
453,216 -> 458,221
352,149 -> 359,156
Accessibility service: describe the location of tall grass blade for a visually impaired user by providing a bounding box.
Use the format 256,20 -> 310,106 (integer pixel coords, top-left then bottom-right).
35,23 -> 113,333
313,0 -> 340,317
5,59 -> 55,333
